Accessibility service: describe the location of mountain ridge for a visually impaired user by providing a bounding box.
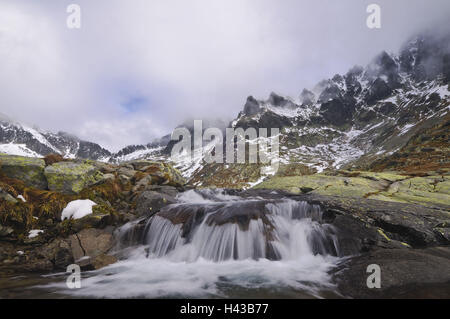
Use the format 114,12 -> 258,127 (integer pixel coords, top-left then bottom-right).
1,30 -> 449,187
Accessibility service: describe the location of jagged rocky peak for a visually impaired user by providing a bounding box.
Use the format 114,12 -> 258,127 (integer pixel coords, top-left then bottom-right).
299,89 -> 315,106
317,80 -> 343,104
0,116 -> 111,160
268,92 -> 297,109
243,95 -> 261,116
399,31 -> 450,82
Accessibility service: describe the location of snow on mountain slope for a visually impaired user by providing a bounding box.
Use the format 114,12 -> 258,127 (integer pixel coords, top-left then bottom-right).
0,31 -> 448,188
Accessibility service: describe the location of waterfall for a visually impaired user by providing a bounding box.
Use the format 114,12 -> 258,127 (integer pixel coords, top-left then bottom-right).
141,190 -> 340,262
57,189 -> 344,298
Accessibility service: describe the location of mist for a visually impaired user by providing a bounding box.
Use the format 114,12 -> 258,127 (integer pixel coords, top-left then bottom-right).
0,0 -> 449,151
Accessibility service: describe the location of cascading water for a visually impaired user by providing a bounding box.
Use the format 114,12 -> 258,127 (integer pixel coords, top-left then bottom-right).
47,189 -> 345,298
142,194 -> 340,262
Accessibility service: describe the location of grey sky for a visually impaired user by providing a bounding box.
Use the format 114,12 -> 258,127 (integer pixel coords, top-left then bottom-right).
1,0 -> 449,151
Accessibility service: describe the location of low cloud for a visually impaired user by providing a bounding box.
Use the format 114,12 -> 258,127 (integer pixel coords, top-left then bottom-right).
1,0 -> 449,151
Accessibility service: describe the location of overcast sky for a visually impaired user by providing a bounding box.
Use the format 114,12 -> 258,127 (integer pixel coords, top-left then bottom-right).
1,0 -> 449,151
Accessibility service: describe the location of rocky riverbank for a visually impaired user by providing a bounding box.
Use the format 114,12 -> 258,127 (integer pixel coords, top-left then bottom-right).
0,153 -> 186,273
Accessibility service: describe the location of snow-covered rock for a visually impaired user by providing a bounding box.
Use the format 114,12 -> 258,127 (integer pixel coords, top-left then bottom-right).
61,199 -> 97,220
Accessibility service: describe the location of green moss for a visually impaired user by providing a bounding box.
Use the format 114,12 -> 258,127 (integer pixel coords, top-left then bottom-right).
255,174 -> 385,198
44,162 -> 104,194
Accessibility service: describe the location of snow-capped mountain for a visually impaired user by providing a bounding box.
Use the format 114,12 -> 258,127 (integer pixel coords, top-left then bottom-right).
0,115 -> 112,161
1,30 -> 449,187
185,31 -> 450,186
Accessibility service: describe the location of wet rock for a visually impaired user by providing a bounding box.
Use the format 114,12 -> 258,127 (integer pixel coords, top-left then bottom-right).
76,254 -> 117,271
69,228 -> 114,262
135,190 -> 176,217
0,155 -> 47,189
334,247 -> 450,298
44,161 -> 104,194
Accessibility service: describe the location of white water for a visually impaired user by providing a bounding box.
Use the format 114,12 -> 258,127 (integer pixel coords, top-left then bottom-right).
43,189 -> 342,298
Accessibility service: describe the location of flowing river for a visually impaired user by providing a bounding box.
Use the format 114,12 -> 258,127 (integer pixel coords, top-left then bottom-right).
3,190 -> 348,298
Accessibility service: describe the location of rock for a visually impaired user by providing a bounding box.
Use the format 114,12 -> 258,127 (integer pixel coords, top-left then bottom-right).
37,238 -> 73,270
118,174 -> 130,184
365,78 -> 392,105
130,161 -> 185,187
117,167 -> 137,178
69,228 -> 114,262
100,173 -> 115,183
132,175 -> 153,193
254,172 -> 450,209
0,225 -> 14,238
44,161 -> 104,194
76,254 -> 117,271
146,185 -> 179,197
268,92 -> 297,109
69,208 -> 116,232
243,188 -> 449,249
0,187 -> 18,203
43,153 -> 65,166
320,97 -> 355,127
334,247 -> 450,298
135,191 -> 176,217
300,187 -> 314,194
243,96 -> 260,116
0,154 -> 47,189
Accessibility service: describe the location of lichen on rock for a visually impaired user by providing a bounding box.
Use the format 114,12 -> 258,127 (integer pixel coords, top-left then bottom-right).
44,161 -> 104,194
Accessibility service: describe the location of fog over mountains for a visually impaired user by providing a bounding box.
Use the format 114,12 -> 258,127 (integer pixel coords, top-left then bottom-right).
1,30 -> 449,184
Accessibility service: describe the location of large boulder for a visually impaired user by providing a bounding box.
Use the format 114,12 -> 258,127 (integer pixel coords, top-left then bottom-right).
0,154 -> 47,189
44,161 -> 104,194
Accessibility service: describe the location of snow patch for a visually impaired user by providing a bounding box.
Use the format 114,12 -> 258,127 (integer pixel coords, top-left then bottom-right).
0,143 -> 41,157
61,199 -> 97,220
28,229 -> 43,238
